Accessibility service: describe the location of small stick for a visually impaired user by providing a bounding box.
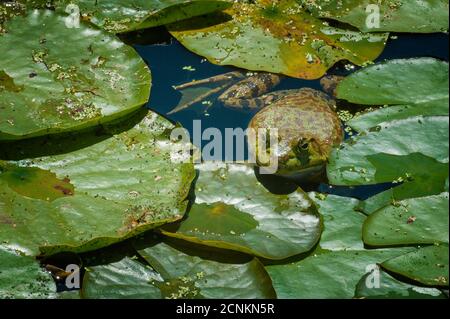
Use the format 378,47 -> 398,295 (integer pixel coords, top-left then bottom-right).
173,71 -> 245,90
167,83 -> 230,115
45,264 -> 72,279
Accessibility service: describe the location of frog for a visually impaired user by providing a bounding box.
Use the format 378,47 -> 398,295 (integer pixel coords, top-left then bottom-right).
169,71 -> 344,176
248,87 -> 344,176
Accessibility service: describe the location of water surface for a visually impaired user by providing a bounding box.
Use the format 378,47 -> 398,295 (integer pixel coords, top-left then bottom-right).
133,31 -> 449,199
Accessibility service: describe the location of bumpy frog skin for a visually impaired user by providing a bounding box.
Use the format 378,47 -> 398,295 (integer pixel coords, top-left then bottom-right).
171,71 -> 344,174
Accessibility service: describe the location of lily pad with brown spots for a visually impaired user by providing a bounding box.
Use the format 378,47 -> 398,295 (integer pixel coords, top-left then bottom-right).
0,164 -> 75,201
0,110 -> 195,257
0,10 -> 151,141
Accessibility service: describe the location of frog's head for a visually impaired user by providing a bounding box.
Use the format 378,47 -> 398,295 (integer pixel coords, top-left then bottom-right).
292,137 -> 329,169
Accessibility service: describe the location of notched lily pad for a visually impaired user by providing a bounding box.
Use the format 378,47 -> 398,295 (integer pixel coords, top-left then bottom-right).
331,58 -> 449,217
327,116 -> 449,201
0,9 -> 151,141
161,163 -> 322,260
363,193 -> 449,247
55,0 -> 232,33
169,0 -> 387,79
0,110 -> 195,257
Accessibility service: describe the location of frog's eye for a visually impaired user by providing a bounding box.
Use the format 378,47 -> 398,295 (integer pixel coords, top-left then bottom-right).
300,142 -> 309,150
298,138 -> 311,150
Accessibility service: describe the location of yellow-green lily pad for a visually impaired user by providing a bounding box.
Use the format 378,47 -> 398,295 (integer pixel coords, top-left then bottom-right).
169,0 -> 387,79
310,193 -> 365,251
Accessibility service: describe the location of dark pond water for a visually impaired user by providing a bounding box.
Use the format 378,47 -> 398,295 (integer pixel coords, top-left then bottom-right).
132,31 -> 449,200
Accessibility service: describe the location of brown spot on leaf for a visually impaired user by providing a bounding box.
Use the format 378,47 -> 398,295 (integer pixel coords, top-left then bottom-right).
119,206 -> 157,234
0,214 -> 15,225
54,185 -> 74,196
407,216 -> 417,224
0,164 -> 75,201
0,70 -> 24,92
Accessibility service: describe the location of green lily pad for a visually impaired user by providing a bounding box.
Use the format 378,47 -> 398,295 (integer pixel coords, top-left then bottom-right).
82,237 -> 276,299
169,0 -> 387,79
55,0 -> 232,34
266,248 -> 413,298
357,189 -> 396,216
354,269 -> 446,299
381,244 -> 449,287
57,290 -> 81,299
0,245 -> 56,298
1,1 -> 54,31
349,102 -> 449,133
357,180 -> 448,216
336,58 -> 449,132
0,10 -> 151,141
363,193 -> 449,247
338,58 -> 449,104
327,116 -> 449,202
302,0 -> 449,33
82,256 -> 163,299
161,163 -> 322,260
0,110 -> 195,257
309,193 -> 365,251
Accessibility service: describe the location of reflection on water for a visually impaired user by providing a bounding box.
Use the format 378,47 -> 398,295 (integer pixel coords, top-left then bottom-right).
133,32 -> 449,199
